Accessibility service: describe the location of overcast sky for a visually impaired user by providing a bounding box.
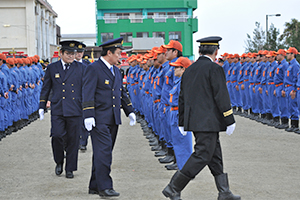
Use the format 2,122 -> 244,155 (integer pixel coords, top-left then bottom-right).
48,0 -> 300,57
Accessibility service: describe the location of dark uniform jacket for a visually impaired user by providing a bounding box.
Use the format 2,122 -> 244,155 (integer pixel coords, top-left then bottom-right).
39,60 -> 85,117
179,56 -> 235,132
82,58 -> 133,125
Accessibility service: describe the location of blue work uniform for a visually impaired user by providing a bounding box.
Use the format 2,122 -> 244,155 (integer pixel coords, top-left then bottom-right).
284,58 -> 299,120
267,61 -> 280,118
274,59 -> 289,119
168,77 -> 192,170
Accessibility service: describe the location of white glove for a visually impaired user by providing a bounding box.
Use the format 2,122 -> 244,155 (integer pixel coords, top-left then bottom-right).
39,109 -> 44,121
178,126 -> 187,136
226,123 -> 236,136
129,112 -> 136,126
84,117 -> 95,131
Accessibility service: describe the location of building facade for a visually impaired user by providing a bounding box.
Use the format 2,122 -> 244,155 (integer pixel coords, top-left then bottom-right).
96,0 -> 198,59
0,0 -> 57,59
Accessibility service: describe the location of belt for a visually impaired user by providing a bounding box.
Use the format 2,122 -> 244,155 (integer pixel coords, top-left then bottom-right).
268,82 -> 274,85
244,79 -> 249,82
238,81 -> 243,84
250,83 -> 254,85
165,104 -> 169,107
261,83 -> 266,85
275,83 -> 283,87
285,84 -> 292,87
226,81 -> 230,84
255,82 -> 261,85
154,99 -> 161,103
131,82 -> 137,86
170,106 -> 178,111
231,80 -> 237,83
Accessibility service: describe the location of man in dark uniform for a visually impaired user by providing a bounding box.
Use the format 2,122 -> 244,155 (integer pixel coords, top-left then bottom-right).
39,40 -> 85,179
82,37 -> 136,197
75,42 -> 91,151
162,36 -> 241,200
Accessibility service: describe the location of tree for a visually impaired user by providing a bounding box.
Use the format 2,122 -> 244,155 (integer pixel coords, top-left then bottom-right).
264,23 -> 285,51
279,18 -> 300,50
244,22 -> 265,52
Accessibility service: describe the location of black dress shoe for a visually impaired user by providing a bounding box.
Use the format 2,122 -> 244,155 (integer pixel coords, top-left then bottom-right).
88,188 -> 99,194
98,189 -> 120,197
79,145 -> 87,151
159,155 -> 174,164
55,163 -> 63,175
65,171 -> 74,178
165,163 -> 178,170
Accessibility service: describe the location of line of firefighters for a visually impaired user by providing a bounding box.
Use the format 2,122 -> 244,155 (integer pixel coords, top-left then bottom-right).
221,47 -> 300,134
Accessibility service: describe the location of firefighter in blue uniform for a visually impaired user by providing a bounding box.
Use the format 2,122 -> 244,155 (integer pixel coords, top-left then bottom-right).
82,37 -> 136,197
0,55 -> 9,140
150,46 -> 168,149
252,51 -> 265,121
74,42 -> 90,151
241,53 -> 251,116
248,53 -> 258,119
168,57 -> 193,170
274,49 -> 289,129
259,50 -> 270,124
39,40 -> 85,179
159,40 -> 182,168
230,54 -> 241,113
283,47 -> 300,132
266,51 -> 280,126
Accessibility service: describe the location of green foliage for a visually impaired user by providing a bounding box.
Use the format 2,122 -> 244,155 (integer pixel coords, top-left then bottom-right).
244,22 -> 266,52
279,18 -> 300,50
245,18 -> 300,57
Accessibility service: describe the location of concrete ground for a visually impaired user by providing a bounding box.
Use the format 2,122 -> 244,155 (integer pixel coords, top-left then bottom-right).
0,112 -> 299,200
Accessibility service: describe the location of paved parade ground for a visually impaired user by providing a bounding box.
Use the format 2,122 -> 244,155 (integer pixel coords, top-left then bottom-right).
0,112 -> 300,200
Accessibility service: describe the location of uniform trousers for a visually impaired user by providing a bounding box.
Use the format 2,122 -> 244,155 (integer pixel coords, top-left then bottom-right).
240,83 -> 247,110
89,123 -> 119,191
51,115 -> 81,172
170,110 -> 192,170
253,85 -> 263,114
233,84 -> 242,107
262,85 -> 271,114
162,105 -> 172,148
181,132 -> 223,178
228,82 -> 236,107
153,101 -> 161,136
275,85 -> 289,118
269,84 -> 280,117
285,87 -> 299,120
80,119 -> 89,147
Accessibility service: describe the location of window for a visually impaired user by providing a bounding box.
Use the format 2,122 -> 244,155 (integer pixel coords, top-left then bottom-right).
120,32 -> 132,42
169,32 -> 181,41
103,13 -> 118,23
116,13 -> 129,19
153,32 -> 165,40
136,32 -> 149,38
101,33 -> 114,43
167,12 -> 188,22
148,12 -> 167,22
130,13 -> 143,23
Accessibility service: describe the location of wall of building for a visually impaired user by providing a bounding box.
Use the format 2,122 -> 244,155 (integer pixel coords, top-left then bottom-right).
96,0 -> 198,58
0,0 -> 57,59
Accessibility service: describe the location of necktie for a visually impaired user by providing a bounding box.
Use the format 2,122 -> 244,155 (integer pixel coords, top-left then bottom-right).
110,67 -> 114,76
64,63 -> 70,75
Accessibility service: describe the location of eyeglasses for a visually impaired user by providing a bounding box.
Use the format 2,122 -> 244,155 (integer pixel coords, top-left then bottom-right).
65,52 -> 75,56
